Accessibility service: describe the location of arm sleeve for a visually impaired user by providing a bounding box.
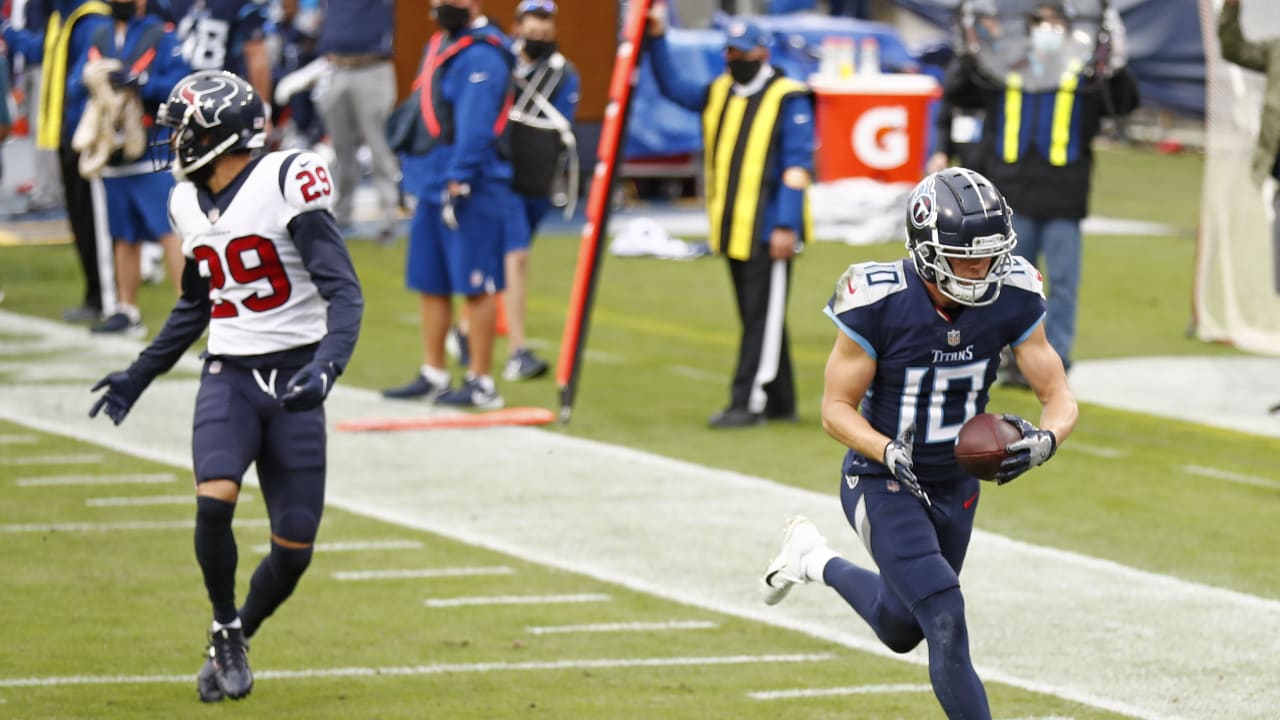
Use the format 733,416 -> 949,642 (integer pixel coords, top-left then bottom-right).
287,210 -> 364,372
942,56 -> 984,111
777,93 -> 815,174
1219,2 -> 1269,72
934,99 -> 956,158
141,31 -> 192,104
128,259 -> 212,380
553,66 -> 581,124
645,34 -> 709,112
445,46 -> 511,185
1255,56 -> 1280,183
3,27 -> 45,62
65,50 -> 90,108
1104,66 -> 1141,117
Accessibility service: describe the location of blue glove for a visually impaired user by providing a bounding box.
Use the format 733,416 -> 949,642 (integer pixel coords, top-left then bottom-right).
883,427 -> 930,506
996,413 -> 1057,484
281,360 -> 337,412
89,370 -> 148,425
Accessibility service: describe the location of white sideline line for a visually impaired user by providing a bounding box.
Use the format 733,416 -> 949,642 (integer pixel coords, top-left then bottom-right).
252,539 -> 424,553
425,593 -> 611,608
0,518 -> 270,533
1066,442 -> 1127,459
86,494 -> 253,507
1180,464 -> 1280,490
526,620 -> 718,635
0,653 -> 834,688
748,683 -> 933,700
333,566 -> 514,581
997,716 -> 1076,720
1,453 -> 104,465
17,474 -> 177,487
0,434 -> 38,444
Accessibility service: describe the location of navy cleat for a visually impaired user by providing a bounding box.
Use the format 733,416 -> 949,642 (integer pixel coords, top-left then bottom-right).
382,371 -> 450,401
436,374 -> 504,410
196,652 -> 224,703
708,407 -> 765,429
502,348 -> 549,381
90,312 -> 146,337
207,626 -> 253,700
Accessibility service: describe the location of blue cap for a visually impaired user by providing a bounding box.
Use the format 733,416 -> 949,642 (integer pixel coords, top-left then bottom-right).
724,18 -> 771,52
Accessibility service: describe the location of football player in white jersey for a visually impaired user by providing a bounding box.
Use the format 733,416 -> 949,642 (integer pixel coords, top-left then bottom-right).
88,69 -> 363,703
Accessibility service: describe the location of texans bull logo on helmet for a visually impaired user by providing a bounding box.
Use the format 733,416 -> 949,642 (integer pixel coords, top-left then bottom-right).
177,75 -> 240,129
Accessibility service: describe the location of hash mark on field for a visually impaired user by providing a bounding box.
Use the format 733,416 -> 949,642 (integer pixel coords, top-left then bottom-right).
333,566 -> 514,581
425,593 -> 611,608
0,434 -> 38,444
667,365 -> 722,383
252,539 -> 424,553
526,620 -> 718,635
748,683 -> 933,700
0,518 -> 269,533
86,494 -> 253,507
1180,464 -> 1280,489
17,473 -> 177,487
1,453 -> 104,465
0,653 -> 834,688
1065,442 -> 1127,459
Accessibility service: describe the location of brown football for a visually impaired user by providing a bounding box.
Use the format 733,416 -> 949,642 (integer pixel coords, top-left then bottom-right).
954,413 -> 1024,480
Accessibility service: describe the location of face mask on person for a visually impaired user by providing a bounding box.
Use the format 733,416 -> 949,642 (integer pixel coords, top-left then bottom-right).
434,4 -> 471,35
111,1 -> 137,22
522,39 -> 557,61
1030,25 -> 1065,55
728,58 -> 762,85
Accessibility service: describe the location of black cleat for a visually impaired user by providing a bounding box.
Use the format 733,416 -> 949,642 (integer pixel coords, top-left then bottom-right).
207,626 -> 253,700
196,653 -> 224,703
708,407 -> 765,429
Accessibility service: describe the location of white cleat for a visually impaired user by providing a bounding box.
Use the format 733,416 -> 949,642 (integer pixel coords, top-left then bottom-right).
761,515 -> 827,606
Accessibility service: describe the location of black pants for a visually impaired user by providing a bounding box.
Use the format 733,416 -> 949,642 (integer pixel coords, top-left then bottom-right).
727,250 -> 795,417
58,145 -> 111,311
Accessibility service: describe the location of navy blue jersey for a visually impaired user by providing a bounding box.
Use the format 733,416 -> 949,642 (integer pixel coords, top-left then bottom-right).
825,257 -> 1046,481
172,0 -> 267,77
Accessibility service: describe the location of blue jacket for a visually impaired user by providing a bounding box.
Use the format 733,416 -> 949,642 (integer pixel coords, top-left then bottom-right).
408,21 -> 515,201
647,34 -> 814,243
316,0 -> 393,57
3,0 -> 113,146
67,15 -> 191,169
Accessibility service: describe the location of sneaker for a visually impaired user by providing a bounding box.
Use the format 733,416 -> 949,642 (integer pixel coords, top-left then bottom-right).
382,371 -> 450,400
502,348 -> 549,381
761,516 -> 827,606
196,654 -> 224,703
436,375 -> 504,410
206,626 -> 252,700
90,312 -> 145,337
445,326 -> 470,368
61,304 -> 102,323
708,407 -> 764,429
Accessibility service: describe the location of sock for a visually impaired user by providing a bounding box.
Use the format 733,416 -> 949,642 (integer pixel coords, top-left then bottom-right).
802,546 -> 838,583
420,364 -> 449,387
120,304 -> 141,323
914,588 -> 990,718
194,496 -> 239,625
473,374 -> 495,392
238,542 -> 314,639
210,617 -> 242,632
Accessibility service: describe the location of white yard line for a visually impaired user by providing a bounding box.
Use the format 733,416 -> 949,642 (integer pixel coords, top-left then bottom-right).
1180,464 -> 1280,490
333,566 -> 514,581
526,620 -> 718,635
1064,442 -> 1127,459
748,683 -> 934,700
86,494 -> 252,507
251,539 -> 424,553
667,365 -> 723,383
17,473 -> 177,486
424,593 -> 611,608
0,434 -> 38,444
1,453 -> 104,465
2,310 -> 1279,720
0,653 -> 834,688
0,518 -> 270,533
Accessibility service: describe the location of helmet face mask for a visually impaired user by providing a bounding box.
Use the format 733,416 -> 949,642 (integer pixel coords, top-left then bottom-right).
905,169 -> 1018,307
154,70 -> 266,184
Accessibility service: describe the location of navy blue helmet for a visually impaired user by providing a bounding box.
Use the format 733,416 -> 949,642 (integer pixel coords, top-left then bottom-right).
155,70 -> 266,182
904,167 -> 1018,306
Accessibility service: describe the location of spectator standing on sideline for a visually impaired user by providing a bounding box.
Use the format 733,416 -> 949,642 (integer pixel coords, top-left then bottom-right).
1219,0 -> 1280,220
501,0 -> 579,382
161,0 -> 273,107
5,0 -> 115,323
382,0 -> 518,410
944,1 -> 1138,384
67,0 -> 189,335
11,0 -> 67,213
646,7 -> 815,428
315,0 -> 399,241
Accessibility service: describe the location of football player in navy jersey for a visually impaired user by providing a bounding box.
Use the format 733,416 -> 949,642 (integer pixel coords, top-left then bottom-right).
760,168 -> 1077,719
158,0 -> 272,103
88,70 -> 363,702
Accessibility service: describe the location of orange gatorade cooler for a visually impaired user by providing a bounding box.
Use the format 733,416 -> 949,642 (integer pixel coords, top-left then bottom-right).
811,74 -> 941,184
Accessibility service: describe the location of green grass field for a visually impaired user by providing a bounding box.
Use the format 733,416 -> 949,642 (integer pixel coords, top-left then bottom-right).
1,146 -> 1277,719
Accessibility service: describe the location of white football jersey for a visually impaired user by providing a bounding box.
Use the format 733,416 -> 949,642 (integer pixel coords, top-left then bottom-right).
170,150 -> 336,357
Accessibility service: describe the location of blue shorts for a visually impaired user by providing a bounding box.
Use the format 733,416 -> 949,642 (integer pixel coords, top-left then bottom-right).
839,467 -> 980,610
104,172 -> 174,244
506,195 -> 553,253
406,195 -> 507,296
